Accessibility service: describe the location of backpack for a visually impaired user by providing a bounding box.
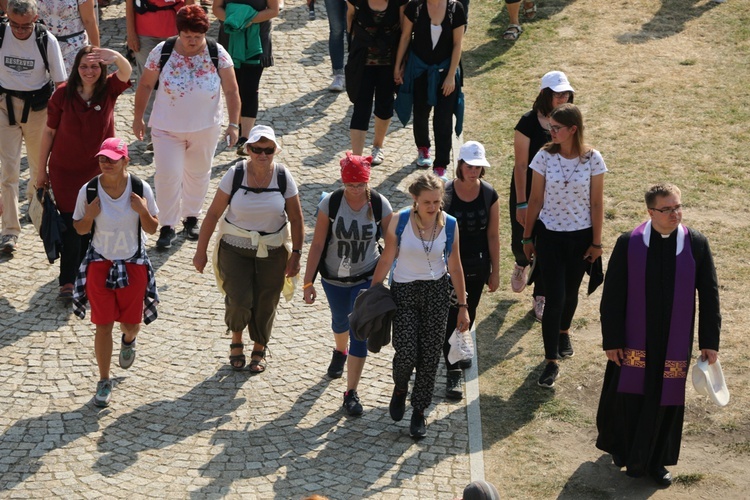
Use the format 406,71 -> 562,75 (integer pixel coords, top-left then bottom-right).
444,179 -> 495,214
86,174 -> 145,248
0,20 -> 49,73
227,160 -> 288,203
316,187 -> 384,283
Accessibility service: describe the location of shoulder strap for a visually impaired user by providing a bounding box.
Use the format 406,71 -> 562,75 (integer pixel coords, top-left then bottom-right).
395,208 -> 411,247
207,37 -> 220,71
130,174 -> 144,247
443,180 -> 454,212
276,164 -> 287,197
228,161 -> 245,203
86,177 -> 99,204
327,187 -> 345,221
158,36 -> 178,72
444,213 -> 456,260
34,23 -> 49,74
479,179 -> 494,211
0,21 -> 6,51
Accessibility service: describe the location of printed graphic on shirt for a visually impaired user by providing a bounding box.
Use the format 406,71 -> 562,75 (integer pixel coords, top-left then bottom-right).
4,56 -> 35,72
334,218 -> 377,272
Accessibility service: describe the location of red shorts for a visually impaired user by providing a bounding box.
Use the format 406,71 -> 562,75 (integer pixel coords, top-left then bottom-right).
86,261 -> 147,325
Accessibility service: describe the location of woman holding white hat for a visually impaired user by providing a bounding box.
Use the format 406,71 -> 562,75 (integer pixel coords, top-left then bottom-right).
509,70 -> 575,322
440,140 -> 499,399
193,125 -> 304,373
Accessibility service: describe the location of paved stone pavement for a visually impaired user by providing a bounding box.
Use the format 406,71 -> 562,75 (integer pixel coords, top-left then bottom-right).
0,2 -> 484,498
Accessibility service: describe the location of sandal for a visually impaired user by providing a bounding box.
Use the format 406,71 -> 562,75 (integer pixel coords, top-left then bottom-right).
249,347 -> 267,374
503,24 -> 523,41
58,283 -> 74,300
523,0 -> 537,19
229,343 -> 246,371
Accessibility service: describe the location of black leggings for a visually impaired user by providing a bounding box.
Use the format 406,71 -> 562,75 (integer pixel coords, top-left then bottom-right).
235,64 -> 264,120
350,64 -> 395,131
508,174 -> 544,297
412,70 -> 458,168
535,222 -> 591,360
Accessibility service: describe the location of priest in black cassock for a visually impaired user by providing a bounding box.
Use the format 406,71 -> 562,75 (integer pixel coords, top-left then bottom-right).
595,183 -> 721,488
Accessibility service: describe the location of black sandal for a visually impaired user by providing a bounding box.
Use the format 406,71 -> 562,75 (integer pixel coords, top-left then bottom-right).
249,347 -> 267,374
229,343 -> 246,371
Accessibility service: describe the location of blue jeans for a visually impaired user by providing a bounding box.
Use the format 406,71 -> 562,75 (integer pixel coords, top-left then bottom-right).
324,0 -> 347,71
321,279 -> 370,357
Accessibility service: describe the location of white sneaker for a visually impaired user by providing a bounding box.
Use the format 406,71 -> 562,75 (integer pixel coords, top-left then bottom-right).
371,146 -> 385,166
533,296 -> 545,322
329,74 -> 345,92
510,263 -> 527,293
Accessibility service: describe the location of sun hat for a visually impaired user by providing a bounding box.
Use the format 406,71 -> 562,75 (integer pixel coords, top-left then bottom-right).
462,480 -> 500,500
340,152 -> 371,183
692,357 -> 729,407
540,70 -> 575,93
96,138 -> 129,160
458,141 -> 490,167
245,125 -> 281,151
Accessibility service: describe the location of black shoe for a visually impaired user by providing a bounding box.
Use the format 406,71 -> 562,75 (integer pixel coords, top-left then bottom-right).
559,333 -> 574,358
343,389 -> 363,416
409,410 -> 426,438
156,226 -> 176,250
183,217 -> 200,240
649,466 -> 672,487
458,358 -> 472,369
236,137 -> 248,156
612,454 -> 625,468
389,387 -> 407,421
327,349 -> 347,378
445,370 -> 463,400
537,362 -> 559,388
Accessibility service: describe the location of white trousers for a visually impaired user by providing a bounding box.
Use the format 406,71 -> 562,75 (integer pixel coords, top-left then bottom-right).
151,125 -> 221,227
0,96 -> 46,236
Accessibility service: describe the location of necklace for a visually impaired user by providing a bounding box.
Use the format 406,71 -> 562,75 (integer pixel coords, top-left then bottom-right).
558,154 -> 581,187
250,164 -> 273,188
415,213 -> 438,279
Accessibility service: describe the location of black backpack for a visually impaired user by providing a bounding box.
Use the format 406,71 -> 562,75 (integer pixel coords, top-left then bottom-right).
228,160 -> 288,202
0,20 -> 49,73
86,175 -> 145,248
316,187 -> 384,283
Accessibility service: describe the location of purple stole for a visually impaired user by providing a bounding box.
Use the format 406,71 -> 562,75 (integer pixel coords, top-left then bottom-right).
617,222 -> 695,406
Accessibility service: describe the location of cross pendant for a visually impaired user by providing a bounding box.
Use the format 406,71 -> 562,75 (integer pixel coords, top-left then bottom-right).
564,181 -> 569,187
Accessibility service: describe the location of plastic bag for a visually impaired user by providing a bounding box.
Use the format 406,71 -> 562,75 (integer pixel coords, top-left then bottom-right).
447,328 -> 474,365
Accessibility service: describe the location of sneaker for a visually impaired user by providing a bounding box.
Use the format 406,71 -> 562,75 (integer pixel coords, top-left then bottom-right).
1,234 -> 18,254
156,226 -> 176,250
308,6 -> 315,19
445,370 -> 463,400
329,74 -> 345,92
432,166 -> 447,179
416,147 -> 433,168
649,466 -> 673,487
343,389 -> 363,416
537,362 -> 559,388
458,358 -> 472,369
558,333 -> 574,358
236,137 -> 248,156
370,146 -> 385,166
533,295 -> 545,322
94,379 -> 112,407
511,263 -> 527,293
146,141 -> 154,152
409,410 -> 426,438
119,335 -> 137,369
183,217 -> 200,240
389,387 -> 407,421
327,349 -> 347,379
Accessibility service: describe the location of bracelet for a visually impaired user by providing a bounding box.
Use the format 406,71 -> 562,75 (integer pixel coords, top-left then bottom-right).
521,238 -> 533,245
292,249 -> 301,254
303,282 -> 314,290
516,202 -> 528,209
457,303 -> 468,308
227,123 -> 239,129
591,243 -> 603,249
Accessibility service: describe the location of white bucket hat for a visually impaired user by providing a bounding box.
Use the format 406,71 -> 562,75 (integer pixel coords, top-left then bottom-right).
245,125 -> 282,152
692,358 -> 729,407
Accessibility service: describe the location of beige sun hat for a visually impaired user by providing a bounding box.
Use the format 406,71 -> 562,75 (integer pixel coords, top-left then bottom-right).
692,358 -> 729,407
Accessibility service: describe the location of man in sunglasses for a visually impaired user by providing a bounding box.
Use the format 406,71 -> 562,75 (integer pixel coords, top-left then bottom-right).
595,183 -> 721,488
0,0 -> 66,253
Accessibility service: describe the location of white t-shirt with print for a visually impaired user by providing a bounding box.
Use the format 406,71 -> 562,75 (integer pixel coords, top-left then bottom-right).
73,175 -> 159,261
0,28 -> 66,90
145,41 -> 233,132
529,149 -> 607,232
218,162 -> 299,234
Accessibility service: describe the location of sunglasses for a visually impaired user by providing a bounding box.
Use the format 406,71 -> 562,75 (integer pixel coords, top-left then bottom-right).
248,145 -> 276,155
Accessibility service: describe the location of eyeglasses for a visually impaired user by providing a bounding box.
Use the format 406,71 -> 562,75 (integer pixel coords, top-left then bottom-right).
552,91 -> 570,99
548,125 -> 569,133
97,156 -> 120,164
9,21 -> 35,32
649,205 -> 682,214
345,183 -> 366,190
248,145 -> 276,155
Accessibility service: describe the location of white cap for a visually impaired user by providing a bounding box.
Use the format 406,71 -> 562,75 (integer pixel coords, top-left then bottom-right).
540,71 -> 575,93
458,141 -> 490,167
246,125 -> 281,151
692,358 -> 729,407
